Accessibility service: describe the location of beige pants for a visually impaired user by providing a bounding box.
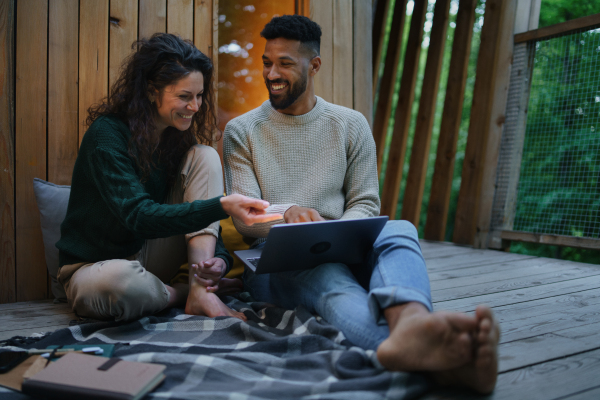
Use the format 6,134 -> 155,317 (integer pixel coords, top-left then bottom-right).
58,145 -> 223,321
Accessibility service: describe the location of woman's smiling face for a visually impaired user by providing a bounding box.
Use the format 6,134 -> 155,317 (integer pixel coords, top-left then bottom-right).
153,71 -> 205,134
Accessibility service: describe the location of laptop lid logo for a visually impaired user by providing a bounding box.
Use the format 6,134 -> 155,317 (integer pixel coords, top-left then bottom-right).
310,241 -> 331,254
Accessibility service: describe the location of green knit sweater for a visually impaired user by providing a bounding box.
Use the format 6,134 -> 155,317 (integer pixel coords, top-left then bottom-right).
57,115 -> 232,270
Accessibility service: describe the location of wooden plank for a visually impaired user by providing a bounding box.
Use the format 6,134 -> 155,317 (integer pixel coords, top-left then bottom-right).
0,313 -> 75,332
311,0 -> 333,102
109,0 -> 138,88
498,321 -> 600,372
371,0 -> 408,170
139,0 -> 167,40
0,0 -> 16,304
452,0 -> 511,245
379,0 -> 427,219
0,299 -> 56,312
430,258 -> 580,291
401,0 -> 451,226
79,0 -> 109,145
435,274 -> 600,312
501,230 -> 600,250
562,386 -> 600,400
0,325 -> 71,341
431,265 -> 600,302
167,0 -> 193,41
421,243 -> 475,259
515,12 -> 600,43
473,0 -> 517,249
426,249 -> 533,271
15,0 -> 48,301
427,253 -> 543,278
193,0 -> 212,55
424,0 -> 477,241
48,0 -> 78,187
332,0 -> 353,109
0,306 -> 74,323
353,0 -> 373,127
371,0 -> 390,99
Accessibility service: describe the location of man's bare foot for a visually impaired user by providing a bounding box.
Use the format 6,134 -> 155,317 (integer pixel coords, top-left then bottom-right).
376,302 -> 478,372
432,305 -> 500,394
185,283 -> 247,321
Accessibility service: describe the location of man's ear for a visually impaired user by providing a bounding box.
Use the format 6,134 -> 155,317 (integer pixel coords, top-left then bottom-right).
309,56 -> 321,76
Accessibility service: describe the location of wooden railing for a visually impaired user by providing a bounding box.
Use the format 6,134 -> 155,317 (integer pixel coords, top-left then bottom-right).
373,0 -> 518,246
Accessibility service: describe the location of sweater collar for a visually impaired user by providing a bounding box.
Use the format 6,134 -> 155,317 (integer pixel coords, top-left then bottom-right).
262,96 -> 326,125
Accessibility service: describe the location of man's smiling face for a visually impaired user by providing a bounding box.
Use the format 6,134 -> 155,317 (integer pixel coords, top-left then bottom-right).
262,38 -> 310,112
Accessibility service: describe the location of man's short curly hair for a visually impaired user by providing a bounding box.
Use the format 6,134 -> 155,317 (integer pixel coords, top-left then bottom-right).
261,15 -> 321,57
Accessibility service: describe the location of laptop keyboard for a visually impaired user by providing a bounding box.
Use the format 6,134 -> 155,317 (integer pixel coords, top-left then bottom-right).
247,257 -> 260,267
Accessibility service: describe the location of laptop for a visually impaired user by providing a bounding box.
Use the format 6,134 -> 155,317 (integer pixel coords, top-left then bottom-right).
234,216 -> 388,274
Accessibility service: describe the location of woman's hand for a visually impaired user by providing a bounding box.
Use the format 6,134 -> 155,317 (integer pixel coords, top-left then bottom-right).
220,194 -> 282,225
190,261 -> 244,295
190,258 -> 226,289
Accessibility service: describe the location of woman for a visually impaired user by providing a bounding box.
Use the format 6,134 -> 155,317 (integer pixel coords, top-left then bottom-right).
56,33 -> 279,322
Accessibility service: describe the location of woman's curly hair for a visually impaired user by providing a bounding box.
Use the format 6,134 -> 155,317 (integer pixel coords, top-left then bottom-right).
87,33 -> 219,187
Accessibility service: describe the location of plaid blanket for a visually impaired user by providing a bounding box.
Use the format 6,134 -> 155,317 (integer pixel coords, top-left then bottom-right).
2,297 -> 430,400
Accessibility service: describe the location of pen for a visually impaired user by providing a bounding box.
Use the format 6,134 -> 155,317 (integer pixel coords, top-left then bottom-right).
27,347 -> 104,356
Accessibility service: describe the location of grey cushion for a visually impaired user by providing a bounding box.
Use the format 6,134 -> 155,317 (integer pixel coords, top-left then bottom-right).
33,178 -> 70,301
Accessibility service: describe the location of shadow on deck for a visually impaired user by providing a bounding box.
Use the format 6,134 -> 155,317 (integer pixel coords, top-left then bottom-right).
2,241 -> 599,399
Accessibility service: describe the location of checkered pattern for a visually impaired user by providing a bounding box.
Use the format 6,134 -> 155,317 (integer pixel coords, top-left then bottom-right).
10,297 -> 429,400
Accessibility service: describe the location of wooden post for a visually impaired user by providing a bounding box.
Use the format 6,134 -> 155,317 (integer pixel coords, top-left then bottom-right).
353,0 -> 373,127
139,0 -> 167,39
453,0 -> 515,245
49,0 -> 79,187
333,0 -> 354,109
311,0 -> 334,103
400,0 -> 451,227
424,0 -> 478,241
0,0 -> 16,303
372,0 -> 390,101
167,0 -> 194,41
15,0 -> 48,301
109,0 -> 138,89
379,0 -> 427,219
371,0 -> 408,171
473,0 -> 518,249
79,0 -> 109,145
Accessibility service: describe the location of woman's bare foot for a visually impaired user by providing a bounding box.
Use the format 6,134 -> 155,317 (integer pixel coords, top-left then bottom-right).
376,302 -> 478,372
165,283 -> 189,308
185,282 -> 247,321
432,305 -> 500,394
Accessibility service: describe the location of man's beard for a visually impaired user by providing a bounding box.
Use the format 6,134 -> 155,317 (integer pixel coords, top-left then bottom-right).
266,72 -> 308,110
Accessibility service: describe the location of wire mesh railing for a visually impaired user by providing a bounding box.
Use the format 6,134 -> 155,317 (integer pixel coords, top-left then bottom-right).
490,20 -> 600,249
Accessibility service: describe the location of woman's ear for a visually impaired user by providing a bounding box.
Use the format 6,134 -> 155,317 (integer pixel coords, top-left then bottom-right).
148,85 -> 159,104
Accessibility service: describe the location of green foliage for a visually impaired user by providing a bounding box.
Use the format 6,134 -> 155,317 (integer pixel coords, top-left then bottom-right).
538,0 -> 600,28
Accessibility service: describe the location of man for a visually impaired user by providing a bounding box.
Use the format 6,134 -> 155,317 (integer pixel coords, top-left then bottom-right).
223,15 -> 500,394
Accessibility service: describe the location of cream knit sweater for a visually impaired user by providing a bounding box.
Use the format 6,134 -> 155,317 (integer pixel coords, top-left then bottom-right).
223,96 -> 380,242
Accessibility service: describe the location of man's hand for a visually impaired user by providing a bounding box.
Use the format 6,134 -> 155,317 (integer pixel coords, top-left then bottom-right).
284,206 -> 325,223
220,194 -> 283,225
190,258 -> 226,289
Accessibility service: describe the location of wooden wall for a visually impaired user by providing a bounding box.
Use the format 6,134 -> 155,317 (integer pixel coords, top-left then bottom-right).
0,0 -> 373,303
2,0 -> 218,303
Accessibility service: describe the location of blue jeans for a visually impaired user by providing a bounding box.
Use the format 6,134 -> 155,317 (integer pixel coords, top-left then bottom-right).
243,220 -> 432,350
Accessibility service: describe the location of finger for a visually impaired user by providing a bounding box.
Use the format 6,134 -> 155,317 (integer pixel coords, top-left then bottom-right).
245,213 -> 283,225
206,284 -> 219,293
193,274 -> 215,287
243,198 -> 271,211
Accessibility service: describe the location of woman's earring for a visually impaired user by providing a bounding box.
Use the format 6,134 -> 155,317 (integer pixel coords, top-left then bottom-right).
150,98 -> 155,104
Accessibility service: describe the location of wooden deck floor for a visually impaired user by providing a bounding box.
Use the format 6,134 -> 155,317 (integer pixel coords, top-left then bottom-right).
2,241 -> 600,399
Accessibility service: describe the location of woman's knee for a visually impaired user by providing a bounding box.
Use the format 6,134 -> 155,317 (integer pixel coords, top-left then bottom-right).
70,260 -> 165,320
185,144 -> 221,174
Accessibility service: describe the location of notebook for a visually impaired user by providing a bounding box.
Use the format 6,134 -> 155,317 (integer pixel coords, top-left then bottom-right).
235,216 -> 388,274
22,352 -> 165,400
